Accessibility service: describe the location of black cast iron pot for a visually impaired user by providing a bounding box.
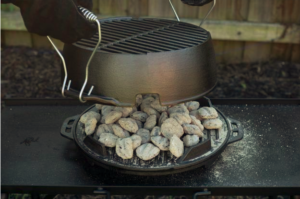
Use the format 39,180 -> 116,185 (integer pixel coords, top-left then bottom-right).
63,17 -> 217,106
60,98 -> 243,176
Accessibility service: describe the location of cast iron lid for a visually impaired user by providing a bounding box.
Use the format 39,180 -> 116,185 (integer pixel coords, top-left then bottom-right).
74,17 -> 210,54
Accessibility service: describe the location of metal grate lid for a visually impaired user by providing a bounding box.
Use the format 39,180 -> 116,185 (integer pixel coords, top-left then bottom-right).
74,18 -> 210,54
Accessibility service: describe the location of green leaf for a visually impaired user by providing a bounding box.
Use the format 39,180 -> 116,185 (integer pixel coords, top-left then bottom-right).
241,83 -> 247,89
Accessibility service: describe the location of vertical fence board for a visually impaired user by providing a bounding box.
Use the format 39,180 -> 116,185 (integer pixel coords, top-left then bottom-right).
222,41 -> 245,63
271,0 -> 300,24
247,0 -> 275,22
212,40 -> 226,63
270,0 -> 300,63
198,0 -> 228,63
230,0 -> 250,21
291,44 -> 300,63
200,0 -> 249,63
148,0 -> 174,17
222,0 -> 249,63
243,42 -> 272,63
98,0 -> 114,15
128,0 -> 149,17
99,0 -> 129,16
3,30 -> 32,47
92,0 -> 100,14
270,43 -> 293,61
243,0 -> 274,62
291,0 -> 300,23
1,30 -> 5,47
32,34 -> 64,50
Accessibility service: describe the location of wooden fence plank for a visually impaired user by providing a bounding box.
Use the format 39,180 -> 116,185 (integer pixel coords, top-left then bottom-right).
128,0 -> 149,17
290,0 -> 300,63
291,44 -> 300,63
221,0 -> 249,64
243,42 -> 272,63
148,0 -> 174,18
1,30 -> 5,47
212,40 -> 226,63
2,12 -> 300,44
270,0 -> 300,24
222,41 -> 245,64
99,0 -> 129,16
243,0 -> 273,62
270,43 -> 294,61
247,0 -> 275,22
32,34 -> 64,50
171,18 -> 300,44
92,0 -> 99,14
2,30 -> 32,47
291,0 -> 300,23
230,0 -> 250,21
270,0 -> 296,63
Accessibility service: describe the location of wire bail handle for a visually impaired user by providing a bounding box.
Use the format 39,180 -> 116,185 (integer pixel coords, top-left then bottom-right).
168,0 -> 216,26
47,6 -> 102,103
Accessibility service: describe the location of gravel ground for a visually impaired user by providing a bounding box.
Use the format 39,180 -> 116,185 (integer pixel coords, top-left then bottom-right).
1,47 -> 62,99
1,46 -> 300,99
207,61 -> 300,98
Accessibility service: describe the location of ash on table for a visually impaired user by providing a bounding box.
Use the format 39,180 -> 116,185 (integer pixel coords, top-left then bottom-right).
1,46 -> 300,99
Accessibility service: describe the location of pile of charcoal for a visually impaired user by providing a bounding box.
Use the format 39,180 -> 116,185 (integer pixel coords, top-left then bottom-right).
79,94 -> 222,161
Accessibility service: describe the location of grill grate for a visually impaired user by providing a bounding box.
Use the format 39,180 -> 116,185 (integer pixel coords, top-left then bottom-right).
77,115 -> 228,170
103,131 -> 210,168
74,18 -> 209,54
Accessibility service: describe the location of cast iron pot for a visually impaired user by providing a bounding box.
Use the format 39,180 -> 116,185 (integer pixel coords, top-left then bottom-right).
62,17 -> 217,106
60,98 -> 243,176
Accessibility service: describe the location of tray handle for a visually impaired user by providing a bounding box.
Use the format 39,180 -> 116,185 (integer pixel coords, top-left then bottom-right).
228,118 -> 244,144
60,115 -> 80,140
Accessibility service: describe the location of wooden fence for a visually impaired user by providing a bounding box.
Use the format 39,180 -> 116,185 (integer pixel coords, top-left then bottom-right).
1,0 -> 300,63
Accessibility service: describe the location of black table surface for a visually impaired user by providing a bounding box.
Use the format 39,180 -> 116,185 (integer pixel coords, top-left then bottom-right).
2,99 -> 300,196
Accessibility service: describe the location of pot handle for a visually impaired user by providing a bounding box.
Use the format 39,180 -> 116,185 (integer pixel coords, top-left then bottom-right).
47,7 -> 105,104
169,0 -> 216,26
228,118 -> 244,144
60,115 -> 80,140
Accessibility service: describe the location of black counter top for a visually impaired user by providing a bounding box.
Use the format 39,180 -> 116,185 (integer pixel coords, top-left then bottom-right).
1,99 -> 300,195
